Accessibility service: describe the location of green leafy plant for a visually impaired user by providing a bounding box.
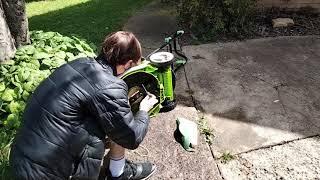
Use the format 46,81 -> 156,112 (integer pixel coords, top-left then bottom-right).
0,31 -> 96,179
0,31 -> 96,131
198,114 -> 214,145
220,152 -> 235,164
177,0 -> 256,41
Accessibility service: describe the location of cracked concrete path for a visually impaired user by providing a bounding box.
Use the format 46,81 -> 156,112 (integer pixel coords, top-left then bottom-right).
182,36 -> 320,157
218,136 -> 320,179
126,105 -> 222,180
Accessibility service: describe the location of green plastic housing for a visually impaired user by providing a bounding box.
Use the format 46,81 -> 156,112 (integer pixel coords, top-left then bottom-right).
120,60 -> 175,116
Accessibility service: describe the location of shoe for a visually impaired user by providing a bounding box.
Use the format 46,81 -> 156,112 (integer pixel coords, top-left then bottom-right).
108,160 -> 156,180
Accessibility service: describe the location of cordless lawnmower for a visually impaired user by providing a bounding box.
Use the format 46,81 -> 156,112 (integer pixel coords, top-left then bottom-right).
120,30 -> 188,116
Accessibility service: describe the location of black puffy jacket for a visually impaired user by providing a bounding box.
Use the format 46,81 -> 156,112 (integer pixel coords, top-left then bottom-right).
9,57 -> 150,180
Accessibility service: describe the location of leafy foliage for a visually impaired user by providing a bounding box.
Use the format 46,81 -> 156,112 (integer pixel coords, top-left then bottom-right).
177,0 -> 256,40
198,114 -> 214,145
0,31 -> 96,178
0,31 -> 96,131
0,130 -> 14,179
221,152 -> 235,164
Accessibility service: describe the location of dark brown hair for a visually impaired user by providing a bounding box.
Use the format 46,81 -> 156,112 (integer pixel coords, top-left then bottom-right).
100,31 -> 142,66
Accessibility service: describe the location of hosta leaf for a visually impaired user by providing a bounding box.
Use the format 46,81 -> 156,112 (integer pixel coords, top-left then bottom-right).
80,42 -> 93,52
43,32 -> 56,39
29,59 -> 41,69
42,59 -> 52,68
55,51 -> 66,59
1,66 -> 8,74
41,70 -> 51,77
0,82 -> 5,92
15,49 -> 25,56
14,86 -> 23,99
9,66 -> 17,73
19,62 -> 27,67
1,30 -> 96,130
18,69 -> 30,82
23,45 -> 36,55
66,52 -> 74,59
51,58 -> 66,68
75,53 -> 87,58
59,44 -> 68,51
34,52 -> 53,59
8,101 -> 20,114
19,101 -> 26,111
23,82 -> 34,92
1,89 -> 15,102
14,75 -> 20,83
1,59 -> 14,65
43,46 -> 53,53
22,91 -> 30,101
11,78 -> 21,88
66,42 -> 75,49
75,44 -> 84,52
5,113 -> 20,129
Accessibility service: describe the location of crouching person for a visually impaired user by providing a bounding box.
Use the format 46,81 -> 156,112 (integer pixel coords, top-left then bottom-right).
10,31 -> 158,180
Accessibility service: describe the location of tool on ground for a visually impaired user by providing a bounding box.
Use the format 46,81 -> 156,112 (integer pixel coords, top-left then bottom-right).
175,117 -> 198,152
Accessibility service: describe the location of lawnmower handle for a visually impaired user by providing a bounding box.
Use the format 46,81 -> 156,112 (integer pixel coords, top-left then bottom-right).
164,30 -> 184,43
146,30 -> 184,58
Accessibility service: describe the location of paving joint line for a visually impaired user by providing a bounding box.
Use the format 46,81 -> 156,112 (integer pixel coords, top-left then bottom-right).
234,134 -> 320,156
182,63 -> 225,180
206,143 -> 225,180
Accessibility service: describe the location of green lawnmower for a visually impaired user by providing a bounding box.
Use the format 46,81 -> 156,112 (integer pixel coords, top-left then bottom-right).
120,30 -> 188,116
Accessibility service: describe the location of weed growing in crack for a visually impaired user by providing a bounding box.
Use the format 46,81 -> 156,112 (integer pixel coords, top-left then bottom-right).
198,114 -> 214,145
220,152 -> 235,164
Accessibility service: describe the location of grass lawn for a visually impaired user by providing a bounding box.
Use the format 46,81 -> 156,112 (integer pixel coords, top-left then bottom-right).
27,0 -> 154,49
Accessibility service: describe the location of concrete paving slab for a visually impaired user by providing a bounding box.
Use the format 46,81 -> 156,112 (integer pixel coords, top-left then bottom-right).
123,0 -> 178,56
182,36 -> 320,157
126,105 -> 222,180
218,136 -> 320,179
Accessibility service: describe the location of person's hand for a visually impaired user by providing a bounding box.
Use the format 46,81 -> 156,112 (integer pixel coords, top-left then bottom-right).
139,94 -> 158,112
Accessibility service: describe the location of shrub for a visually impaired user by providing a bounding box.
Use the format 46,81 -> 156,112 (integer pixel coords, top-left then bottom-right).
177,0 -> 256,40
0,31 -> 96,178
0,31 -> 96,131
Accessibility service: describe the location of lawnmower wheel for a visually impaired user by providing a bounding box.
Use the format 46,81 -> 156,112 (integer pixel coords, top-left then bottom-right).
160,99 -> 177,112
